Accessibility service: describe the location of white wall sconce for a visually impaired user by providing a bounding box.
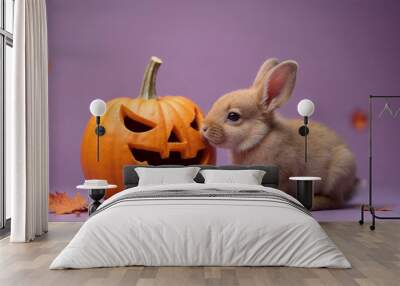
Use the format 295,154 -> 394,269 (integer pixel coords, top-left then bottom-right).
297,99 -> 315,163
89,99 -> 107,161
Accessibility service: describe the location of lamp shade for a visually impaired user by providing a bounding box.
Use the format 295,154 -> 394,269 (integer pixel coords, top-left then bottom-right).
297,99 -> 315,117
89,99 -> 107,116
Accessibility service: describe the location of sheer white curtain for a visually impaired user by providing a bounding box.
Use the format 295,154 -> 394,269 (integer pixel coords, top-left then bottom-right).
9,0 -> 49,242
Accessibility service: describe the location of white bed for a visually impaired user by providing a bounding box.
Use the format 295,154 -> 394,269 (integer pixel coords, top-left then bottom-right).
50,183 -> 350,269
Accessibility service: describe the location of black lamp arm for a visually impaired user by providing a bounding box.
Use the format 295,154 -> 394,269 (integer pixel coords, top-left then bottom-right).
95,116 -> 106,136
94,116 -> 106,162
298,116 -> 309,163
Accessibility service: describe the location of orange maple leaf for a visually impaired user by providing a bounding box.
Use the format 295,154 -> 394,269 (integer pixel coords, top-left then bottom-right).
49,192 -> 88,215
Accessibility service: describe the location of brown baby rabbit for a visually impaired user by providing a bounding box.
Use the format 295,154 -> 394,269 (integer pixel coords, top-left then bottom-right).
201,58 -> 357,210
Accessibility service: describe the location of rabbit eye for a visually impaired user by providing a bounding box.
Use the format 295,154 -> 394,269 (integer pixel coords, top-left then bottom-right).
227,112 -> 241,122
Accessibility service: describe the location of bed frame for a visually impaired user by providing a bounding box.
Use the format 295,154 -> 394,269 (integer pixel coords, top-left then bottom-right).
123,165 -> 280,189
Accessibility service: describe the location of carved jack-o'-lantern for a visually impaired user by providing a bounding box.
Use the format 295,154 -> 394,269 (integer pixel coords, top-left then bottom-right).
81,57 -> 216,198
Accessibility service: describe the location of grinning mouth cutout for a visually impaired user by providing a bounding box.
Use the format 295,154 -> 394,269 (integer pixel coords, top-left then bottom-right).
130,147 -> 205,165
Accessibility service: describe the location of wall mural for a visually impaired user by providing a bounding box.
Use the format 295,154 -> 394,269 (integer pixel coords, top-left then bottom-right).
47,0 -> 400,222
47,56 -> 375,218
48,57 -> 362,216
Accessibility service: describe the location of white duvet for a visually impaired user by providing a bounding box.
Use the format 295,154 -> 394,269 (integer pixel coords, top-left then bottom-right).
50,183 -> 350,269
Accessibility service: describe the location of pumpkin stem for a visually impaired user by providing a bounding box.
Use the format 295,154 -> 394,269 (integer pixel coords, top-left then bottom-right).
139,56 -> 163,100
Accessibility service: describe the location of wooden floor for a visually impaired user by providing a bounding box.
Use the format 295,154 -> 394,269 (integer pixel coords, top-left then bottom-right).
0,222 -> 399,286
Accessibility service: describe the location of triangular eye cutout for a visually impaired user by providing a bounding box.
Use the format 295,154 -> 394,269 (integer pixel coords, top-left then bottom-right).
190,110 -> 199,130
168,128 -> 181,142
190,117 -> 199,130
120,104 -> 155,133
124,116 -> 153,132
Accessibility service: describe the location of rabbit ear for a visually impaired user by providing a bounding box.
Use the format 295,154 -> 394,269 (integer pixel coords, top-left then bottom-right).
252,58 -> 280,87
258,60 -> 298,112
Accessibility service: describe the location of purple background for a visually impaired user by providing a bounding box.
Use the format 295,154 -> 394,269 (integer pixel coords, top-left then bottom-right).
47,0 -> 400,216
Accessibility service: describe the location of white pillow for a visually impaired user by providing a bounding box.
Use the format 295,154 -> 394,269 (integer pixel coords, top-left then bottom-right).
135,167 -> 201,186
200,169 -> 266,185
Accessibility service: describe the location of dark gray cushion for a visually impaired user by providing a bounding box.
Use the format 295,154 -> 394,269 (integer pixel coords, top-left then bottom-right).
123,165 -> 279,189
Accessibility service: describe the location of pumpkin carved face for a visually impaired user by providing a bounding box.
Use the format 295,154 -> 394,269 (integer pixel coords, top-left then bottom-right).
81,57 -> 216,198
